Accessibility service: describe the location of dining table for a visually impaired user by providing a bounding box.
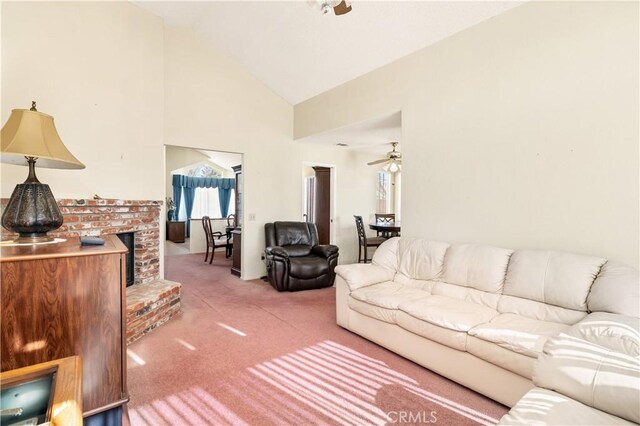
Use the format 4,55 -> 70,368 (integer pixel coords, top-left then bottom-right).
369,221 -> 401,237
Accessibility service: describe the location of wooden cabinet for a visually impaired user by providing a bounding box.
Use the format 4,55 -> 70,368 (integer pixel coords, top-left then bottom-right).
231,228 -> 241,277
232,164 -> 242,227
166,220 -> 186,243
1,235 -> 128,418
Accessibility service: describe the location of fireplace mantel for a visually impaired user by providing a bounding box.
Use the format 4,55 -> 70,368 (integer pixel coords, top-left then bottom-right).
1,198 -> 163,284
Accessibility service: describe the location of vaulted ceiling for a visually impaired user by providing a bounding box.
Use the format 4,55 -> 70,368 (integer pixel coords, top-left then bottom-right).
134,1 -> 523,105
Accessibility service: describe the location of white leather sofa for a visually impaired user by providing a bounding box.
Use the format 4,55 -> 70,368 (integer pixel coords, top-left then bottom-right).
334,237 -> 639,422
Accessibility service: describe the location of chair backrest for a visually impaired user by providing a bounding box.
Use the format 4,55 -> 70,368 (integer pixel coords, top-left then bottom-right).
202,216 -> 212,245
354,215 -> 367,245
226,214 -> 236,227
376,213 -> 395,224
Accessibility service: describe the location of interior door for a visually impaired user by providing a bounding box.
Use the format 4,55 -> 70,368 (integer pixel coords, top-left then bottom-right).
312,166 -> 331,244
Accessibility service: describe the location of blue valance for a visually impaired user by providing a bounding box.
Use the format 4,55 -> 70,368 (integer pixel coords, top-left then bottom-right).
172,174 -> 235,190
172,174 -> 236,237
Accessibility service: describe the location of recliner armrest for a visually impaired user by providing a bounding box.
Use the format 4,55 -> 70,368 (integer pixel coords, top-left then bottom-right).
312,244 -> 339,258
265,246 -> 289,259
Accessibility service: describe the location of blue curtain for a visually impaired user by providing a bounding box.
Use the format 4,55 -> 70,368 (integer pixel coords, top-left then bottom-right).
172,175 -> 182,220
172,175 -> 235,237
218,188 -> 232,218
183,187 -> 196,237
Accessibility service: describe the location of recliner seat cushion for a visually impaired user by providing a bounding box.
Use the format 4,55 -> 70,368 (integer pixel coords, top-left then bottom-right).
282,244 -> 312,257
468,313 -> 568,358
398,295 -> 498,332
289,255 -> 329,279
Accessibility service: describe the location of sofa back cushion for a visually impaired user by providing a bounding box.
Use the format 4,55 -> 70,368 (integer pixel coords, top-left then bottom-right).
397,238 -> 450,281
440,244 -> 513,293
503,250 -> 606,312
372,237 -> 400,271
588,261 -> 640,318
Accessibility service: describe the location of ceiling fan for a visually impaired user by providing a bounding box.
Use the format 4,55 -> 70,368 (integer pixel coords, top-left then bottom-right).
312,0 -> 353,16
368,142 -> 402,173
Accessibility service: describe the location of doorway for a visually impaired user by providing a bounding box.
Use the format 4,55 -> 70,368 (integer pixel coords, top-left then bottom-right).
302,163 -> 335,244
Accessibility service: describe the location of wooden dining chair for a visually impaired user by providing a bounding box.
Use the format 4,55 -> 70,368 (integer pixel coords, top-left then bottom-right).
354,215 -> 387,263
202,216 -> 232,263
375,213 -> 396,238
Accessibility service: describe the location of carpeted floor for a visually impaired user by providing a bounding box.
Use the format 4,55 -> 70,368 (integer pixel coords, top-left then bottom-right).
127,253 -> 508,425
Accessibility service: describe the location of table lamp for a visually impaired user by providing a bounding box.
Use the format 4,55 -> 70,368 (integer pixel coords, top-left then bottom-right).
1,102 -> 85,243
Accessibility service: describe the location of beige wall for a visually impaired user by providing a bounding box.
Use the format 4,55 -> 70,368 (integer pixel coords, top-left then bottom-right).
1,1 -> 164,201
1,2 -> 381,280
295,1 -> 640,268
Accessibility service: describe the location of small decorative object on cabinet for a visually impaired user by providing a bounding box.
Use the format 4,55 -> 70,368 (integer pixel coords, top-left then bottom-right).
166,220 -> 186,243
0,356 -> 83,426
0,235 -> 128,420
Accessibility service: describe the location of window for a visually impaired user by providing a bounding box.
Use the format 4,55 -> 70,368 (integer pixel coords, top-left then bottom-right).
189,187 -> 236,219
376,172 -> 392,214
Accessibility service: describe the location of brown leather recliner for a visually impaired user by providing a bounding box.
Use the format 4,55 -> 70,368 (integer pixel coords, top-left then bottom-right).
264,221 -> 339,292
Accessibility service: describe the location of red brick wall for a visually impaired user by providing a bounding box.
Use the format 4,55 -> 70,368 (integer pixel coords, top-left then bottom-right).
1,198 -> 162,284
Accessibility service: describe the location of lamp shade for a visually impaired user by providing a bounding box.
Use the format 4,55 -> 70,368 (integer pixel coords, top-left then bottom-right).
1,109 -> 85,169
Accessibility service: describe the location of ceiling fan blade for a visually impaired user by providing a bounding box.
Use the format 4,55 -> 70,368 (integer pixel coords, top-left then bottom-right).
367,159 -> 389,166
333,0 -> 352,15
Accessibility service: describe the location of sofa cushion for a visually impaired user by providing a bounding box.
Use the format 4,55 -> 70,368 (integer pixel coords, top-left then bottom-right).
398,295 -> 498,332
533,317 -> 640,423
498,294 -> 587,325
396,311 -> 468,351
348,297 -> 397,323
499,388 -> 634,425
441,244 -> 513,293
504,250 -> 606,312
335,263 -> 396,292
588,261 -> 640,318
350,282 -> 430,310
431,281 -> 501,310
468,313 -> 568,358
397,238 -> 449,281
466,336 -> 536,379
371,237 -> 400,271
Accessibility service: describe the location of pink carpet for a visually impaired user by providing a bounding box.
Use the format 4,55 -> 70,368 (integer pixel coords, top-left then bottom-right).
127,253 -> 508,425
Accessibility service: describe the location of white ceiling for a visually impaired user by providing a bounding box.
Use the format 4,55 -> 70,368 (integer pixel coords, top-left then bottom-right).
134,1 -> 523,105
298,111 -> 401,153
197,149 -> 242,170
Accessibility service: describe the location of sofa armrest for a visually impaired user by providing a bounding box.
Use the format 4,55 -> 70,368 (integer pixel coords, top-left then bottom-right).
533,312 -> 640,423
312,244 -> 339,259
335,263 -> 396,292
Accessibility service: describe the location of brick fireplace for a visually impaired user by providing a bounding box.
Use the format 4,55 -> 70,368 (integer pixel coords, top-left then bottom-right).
1,198 -> 181,344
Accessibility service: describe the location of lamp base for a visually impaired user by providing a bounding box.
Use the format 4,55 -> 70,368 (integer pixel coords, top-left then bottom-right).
12,233 -> 56,244
1,182 -> 64,243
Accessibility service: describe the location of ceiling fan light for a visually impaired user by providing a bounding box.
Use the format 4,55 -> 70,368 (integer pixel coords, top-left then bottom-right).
388,162 -> 399,173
